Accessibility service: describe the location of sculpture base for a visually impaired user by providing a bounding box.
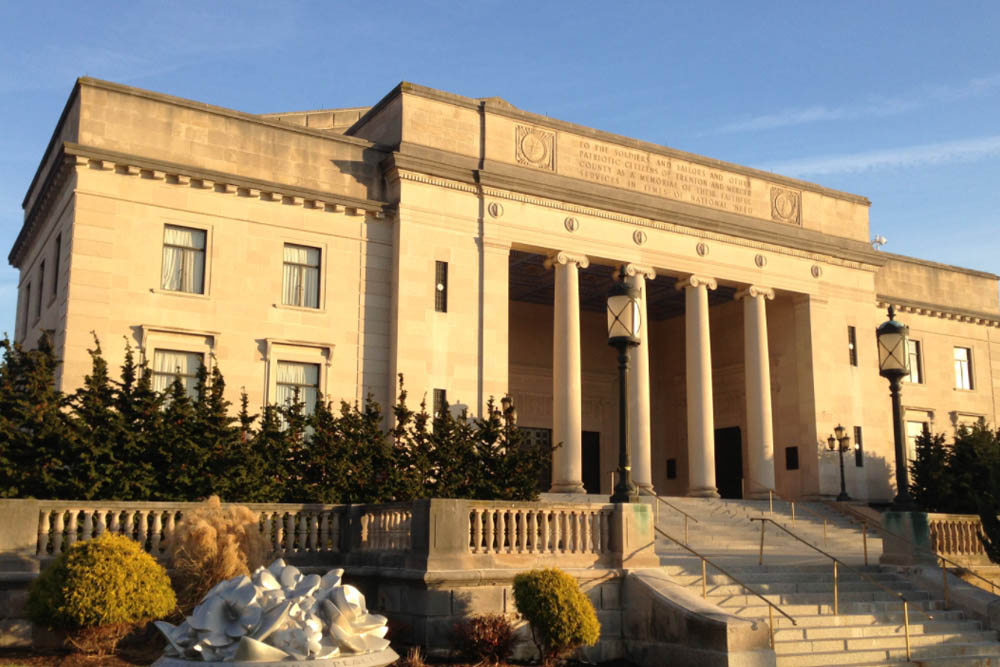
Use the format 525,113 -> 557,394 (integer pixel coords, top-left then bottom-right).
151,648 -> 399,667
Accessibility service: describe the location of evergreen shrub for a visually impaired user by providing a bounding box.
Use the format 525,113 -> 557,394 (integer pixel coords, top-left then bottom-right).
26,533 -> 175,653
512,568 -> 600,664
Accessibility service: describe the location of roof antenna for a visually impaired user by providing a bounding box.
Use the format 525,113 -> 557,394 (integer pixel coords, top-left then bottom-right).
870,234 -> 887,251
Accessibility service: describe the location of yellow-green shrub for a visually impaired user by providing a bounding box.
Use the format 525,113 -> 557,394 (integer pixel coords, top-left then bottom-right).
512,568 -> 600,664
27,532 -> 175,630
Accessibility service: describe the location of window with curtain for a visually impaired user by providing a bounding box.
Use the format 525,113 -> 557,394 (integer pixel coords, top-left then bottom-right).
152,349 -> 203,398
282,244 -> 321,308
906,340 -> 923,384
275,361 -> 320,413
161,225 -> 206,294
954,347 -> 973,390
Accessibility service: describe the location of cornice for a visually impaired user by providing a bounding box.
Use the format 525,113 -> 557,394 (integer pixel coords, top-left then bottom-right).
9,146 -> 75,267
876,294 -> 1000,328
9,143 -> 394,267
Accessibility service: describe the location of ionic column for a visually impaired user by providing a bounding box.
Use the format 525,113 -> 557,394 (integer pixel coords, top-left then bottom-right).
736,286 -> 776,498
624,264 -> 656,492
677,275 -> 719,498
545,251 -> 589,493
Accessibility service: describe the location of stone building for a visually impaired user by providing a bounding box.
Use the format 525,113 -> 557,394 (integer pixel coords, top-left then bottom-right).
9,78 -> 1000,503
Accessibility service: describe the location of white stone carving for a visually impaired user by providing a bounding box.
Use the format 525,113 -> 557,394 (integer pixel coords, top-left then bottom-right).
154,559 -> 393,663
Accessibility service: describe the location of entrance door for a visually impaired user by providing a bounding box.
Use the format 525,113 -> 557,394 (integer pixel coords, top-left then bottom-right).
582,431 -> 601,494
714,427 -> 743,499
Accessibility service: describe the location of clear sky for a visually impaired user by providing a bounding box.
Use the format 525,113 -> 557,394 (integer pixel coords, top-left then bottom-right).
2,1 -> 999,335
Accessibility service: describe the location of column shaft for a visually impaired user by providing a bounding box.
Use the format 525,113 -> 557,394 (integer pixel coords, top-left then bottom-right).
740,287 -> 776,498
680,276 -> 719,498
625,265 -> 656,492
547,252 -> 588,493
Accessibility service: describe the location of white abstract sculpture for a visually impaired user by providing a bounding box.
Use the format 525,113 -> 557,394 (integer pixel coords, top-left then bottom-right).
154,559 -> 393,663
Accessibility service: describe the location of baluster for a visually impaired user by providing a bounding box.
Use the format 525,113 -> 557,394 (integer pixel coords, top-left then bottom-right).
306,512 -> 317,552
82,510 -> 94,542
404,511 -> 412,549
582,511 -> 592,553
37,510 -> 50,555
261,512 -> 273,552
94,509 -> 107,537
393,511 -> 402,550
138,510 -> 151,549
361,514 -> 371,550
330,511 -> 341,553
164,512 -> 176,546
109,509 -> 120,535
151,512 -> 163,555
515,510 -> 524,553
66,509 -> 79,546
285,514 -> 296,553
380,513 -> 388,550
496,510 -> 507,553
319,512 -> 329,552
592,511 -> 602,553
272,513 -> 283,554
469,509 -> 481,553
481,510 -> 494,553
601,510 -> 611,552
297,513 -> 308,553
52,510 -> 65,554
526,511 -> 536,553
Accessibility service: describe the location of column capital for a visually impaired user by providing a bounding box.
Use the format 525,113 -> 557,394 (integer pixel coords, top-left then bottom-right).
623,263 -> 656,280
544,251 -> 590,270
675,274 -> 717,291
735,285 -> 775,301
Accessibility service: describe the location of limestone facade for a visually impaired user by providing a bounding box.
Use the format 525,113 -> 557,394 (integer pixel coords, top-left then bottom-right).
10,78 -> 1000,502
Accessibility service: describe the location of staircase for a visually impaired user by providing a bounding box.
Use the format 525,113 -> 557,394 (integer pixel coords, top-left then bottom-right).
653,497 -> 1000,665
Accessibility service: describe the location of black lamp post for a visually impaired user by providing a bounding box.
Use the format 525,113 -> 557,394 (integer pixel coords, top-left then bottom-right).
876,305 -> 916,511
827,424 -> 852,501
607,269 -> 641,503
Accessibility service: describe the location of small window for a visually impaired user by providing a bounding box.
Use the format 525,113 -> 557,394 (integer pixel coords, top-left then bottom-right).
25,282 -> 33,326
785,446 -> 799,471
666,458 -> 677,480
906,340 -> 923,384
152,349 -> 203,399
854,426 -> 864,467
434,261 -> 448,313
36,261 -> 45,319
51,235 -> 60,300
847,326 -> 857,366
905,420 -> 929,463
433,388 -> 447,417
282,244 -> 321,308
954,347 -> 973,390
275,361 -> 320,414
161,225 -> 206,294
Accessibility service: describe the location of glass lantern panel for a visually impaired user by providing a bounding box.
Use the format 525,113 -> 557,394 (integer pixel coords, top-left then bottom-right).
607,293 -> 640,339
877,331 -> 909,372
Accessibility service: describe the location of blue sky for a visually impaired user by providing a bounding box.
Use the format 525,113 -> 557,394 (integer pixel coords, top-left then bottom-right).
2,1 -> 999,335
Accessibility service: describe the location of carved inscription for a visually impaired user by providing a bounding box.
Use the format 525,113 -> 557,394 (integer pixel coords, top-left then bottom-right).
573,139 -> 755,216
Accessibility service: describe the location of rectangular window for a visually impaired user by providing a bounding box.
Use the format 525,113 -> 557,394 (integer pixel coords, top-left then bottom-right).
161,225 -> 206,294
905,420 -> 929,463
36,261 -> 45,319
854,426 -> 864,467
16,283 -> 29,338
906,340 -> 923,384
666,458 -> 677,480
785,446 -> 799,471
25,282 -> 32,326
275,361 -> 320,414
954,347 -> 973,390
433,388 -> 447,417
152,349 -> 203,398
282,244 -> 321,308
434,261 -> 448,313
51,235 -> 60,300
847,325 -> 857,366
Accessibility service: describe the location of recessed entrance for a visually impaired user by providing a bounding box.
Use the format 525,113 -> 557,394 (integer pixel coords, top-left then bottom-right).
714,427 -> 743,499
582,431 -> 601,494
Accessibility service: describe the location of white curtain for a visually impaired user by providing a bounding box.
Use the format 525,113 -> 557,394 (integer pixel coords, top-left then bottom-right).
276,361 -> 319,412
162,227 -> 205,292
282,262 -> 301,306
152,349 -> 202,397
282,245 -> 320,307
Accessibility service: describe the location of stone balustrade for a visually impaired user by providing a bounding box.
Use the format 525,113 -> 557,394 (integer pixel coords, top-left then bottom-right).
928,513 -> 992,565
468,501 -> 613,556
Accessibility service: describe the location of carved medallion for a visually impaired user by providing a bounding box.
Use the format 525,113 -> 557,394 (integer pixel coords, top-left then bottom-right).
811,265 -> 822,278
754,254 -> 767,268
633,230 -> 647,246
487,202 -> 504,218
564,217 -> 579,232
516,125 -> 556,171
696,242 -> 709,257
770,187 -> 802,225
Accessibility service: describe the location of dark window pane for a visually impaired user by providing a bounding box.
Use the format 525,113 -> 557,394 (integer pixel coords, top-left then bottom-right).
435,261 -> 448,313
666,458 -> 677,479
854,426 -> 864,467
785,446 -> 799,471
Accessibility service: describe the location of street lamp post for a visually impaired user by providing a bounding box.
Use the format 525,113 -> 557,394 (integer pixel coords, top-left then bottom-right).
607,269 -> 641,503
827,424 -> 853,501
876,305 -> 916,511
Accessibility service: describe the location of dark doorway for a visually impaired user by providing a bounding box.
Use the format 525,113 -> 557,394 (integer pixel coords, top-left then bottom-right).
582,431 -> 601,494
714,427 -> 743,499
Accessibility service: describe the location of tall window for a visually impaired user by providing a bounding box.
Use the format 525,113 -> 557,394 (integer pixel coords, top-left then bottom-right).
152,349 -> 203,398
51,234 -> 60,300
25,282 -> 33,324
905,421 -> 929,463
276,361 -> 319,413
282,244 -> 321,308
954,347 -> 973,390
35,261 -> 44,319
906,340 -> 923,384
847,325 -> 857,366
435,261 -> 448,313
854,426 -> 864,467
161,225 -> 206,294
433,388 -> 447,417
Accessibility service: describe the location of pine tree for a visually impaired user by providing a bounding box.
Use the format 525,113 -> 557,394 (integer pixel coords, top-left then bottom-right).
909,430 -> 950,512
154,376 -> 203,500
115,343 -> 162,499
194,361 -> 243,499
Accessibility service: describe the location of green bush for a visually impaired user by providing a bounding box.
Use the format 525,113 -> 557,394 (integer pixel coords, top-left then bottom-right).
512,568 -> 600,664
452,613 -> 516,665
27,533 -> 176,632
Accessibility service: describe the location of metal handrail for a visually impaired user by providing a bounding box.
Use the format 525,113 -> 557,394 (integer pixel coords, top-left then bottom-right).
752,516 -> 935,661
639,488 -> 699,545
655,524 -> 796,649
827,502 -> 1000,603
742,475 -> 840,546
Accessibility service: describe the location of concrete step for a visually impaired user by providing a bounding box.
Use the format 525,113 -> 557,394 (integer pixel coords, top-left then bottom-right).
776,641 -> 1000,666
711,589 -> 931,607
774,620 -> 984,640
704,580 -> 918,596
717,597 -> 946,618
775,630 -> 998,653
764,609 -> 970,628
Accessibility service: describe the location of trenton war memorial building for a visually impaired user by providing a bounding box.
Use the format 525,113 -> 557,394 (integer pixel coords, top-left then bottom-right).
10,78 -> 1000,503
